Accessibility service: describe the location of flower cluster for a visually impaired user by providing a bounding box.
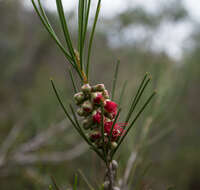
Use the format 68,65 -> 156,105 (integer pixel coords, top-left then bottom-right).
74,83 -> 123,149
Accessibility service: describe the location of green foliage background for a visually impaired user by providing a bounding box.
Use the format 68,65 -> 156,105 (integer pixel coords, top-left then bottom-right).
0,0 -> 200,189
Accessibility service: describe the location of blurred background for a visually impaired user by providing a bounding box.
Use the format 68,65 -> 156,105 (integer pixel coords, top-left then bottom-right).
0,0 -> 200,189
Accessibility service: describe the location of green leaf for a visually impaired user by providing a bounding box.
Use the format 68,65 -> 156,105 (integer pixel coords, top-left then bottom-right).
83,0 -> 91,46
118,80 -> 127,107
69,69 -> 78,93
111,60 -> 120,100
78,169 -> 95,190
112,91 -> 156,158
51,79 -> 93,148
31,0 -> 73,64
125,73 -> 150,126
69,104 -> 82,132
86,0 -> 101,78
50,79 -> 77,128
73,174 -> 78,190
38,0 -> 54,30
55,0 -> 76,61
78,0 -> 85,70
32,0 -> 84,81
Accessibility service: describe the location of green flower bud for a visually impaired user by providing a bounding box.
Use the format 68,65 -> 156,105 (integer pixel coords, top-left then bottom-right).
73,92 -> 85,104
77,108 -> 85,116
111,142 -> 118,149
81,83 -> 92,94
92,84 -> 105,92
85,133 -> 90,139
82,100 -> 93,113
102,90 -> 109,99
82,118 -> 93,130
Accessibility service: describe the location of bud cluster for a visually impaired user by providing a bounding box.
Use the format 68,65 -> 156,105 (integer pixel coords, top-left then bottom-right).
74,83 -> 123,149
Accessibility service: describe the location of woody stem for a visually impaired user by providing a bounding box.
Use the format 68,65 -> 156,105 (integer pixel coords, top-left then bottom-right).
75,50 -> 88,84
105,161 -> 115,190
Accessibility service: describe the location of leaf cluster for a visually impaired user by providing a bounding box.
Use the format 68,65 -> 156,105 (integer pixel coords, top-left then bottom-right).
31,0 -> 101,83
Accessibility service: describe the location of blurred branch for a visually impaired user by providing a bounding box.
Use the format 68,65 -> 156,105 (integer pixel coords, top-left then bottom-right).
0,119 -> 26,167
119,151 -> 137,189
0,118 -> 88,176
16,119 -> 69,153
13,142 -> 87,165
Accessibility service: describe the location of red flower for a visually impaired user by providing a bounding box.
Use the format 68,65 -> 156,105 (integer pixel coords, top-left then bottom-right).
104,121 -> 124,141
93,93 -> 103,104
93,111 -> 101,123
104,100 -> 118,114
83,108 -> 92,113
104,121 -> 113,134
112,110 -> 117,118
112,124 -> 124,140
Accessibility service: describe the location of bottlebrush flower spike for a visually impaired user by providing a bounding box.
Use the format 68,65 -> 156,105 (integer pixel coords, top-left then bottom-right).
73,83 -> 123,148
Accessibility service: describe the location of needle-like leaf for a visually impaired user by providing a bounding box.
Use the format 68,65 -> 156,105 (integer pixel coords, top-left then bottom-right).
78,0 -> 85,69
73,174 -> 78,190
125,77 -> 151,126
32,0 -> 84,80
55,0 -> 76,61
111,91 -> 156,158
86,0 -> 101,78
78,169 -> 95,190
111,60 -> 120,100
38,0 -> 53,30
125,73 -> 150,126
69,105 -> 82,132
50,79 -> 78,128
31,0 -> 73,64
118,80 -> 127,107
69,69 -> 78,94
83,0 -> 91,46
